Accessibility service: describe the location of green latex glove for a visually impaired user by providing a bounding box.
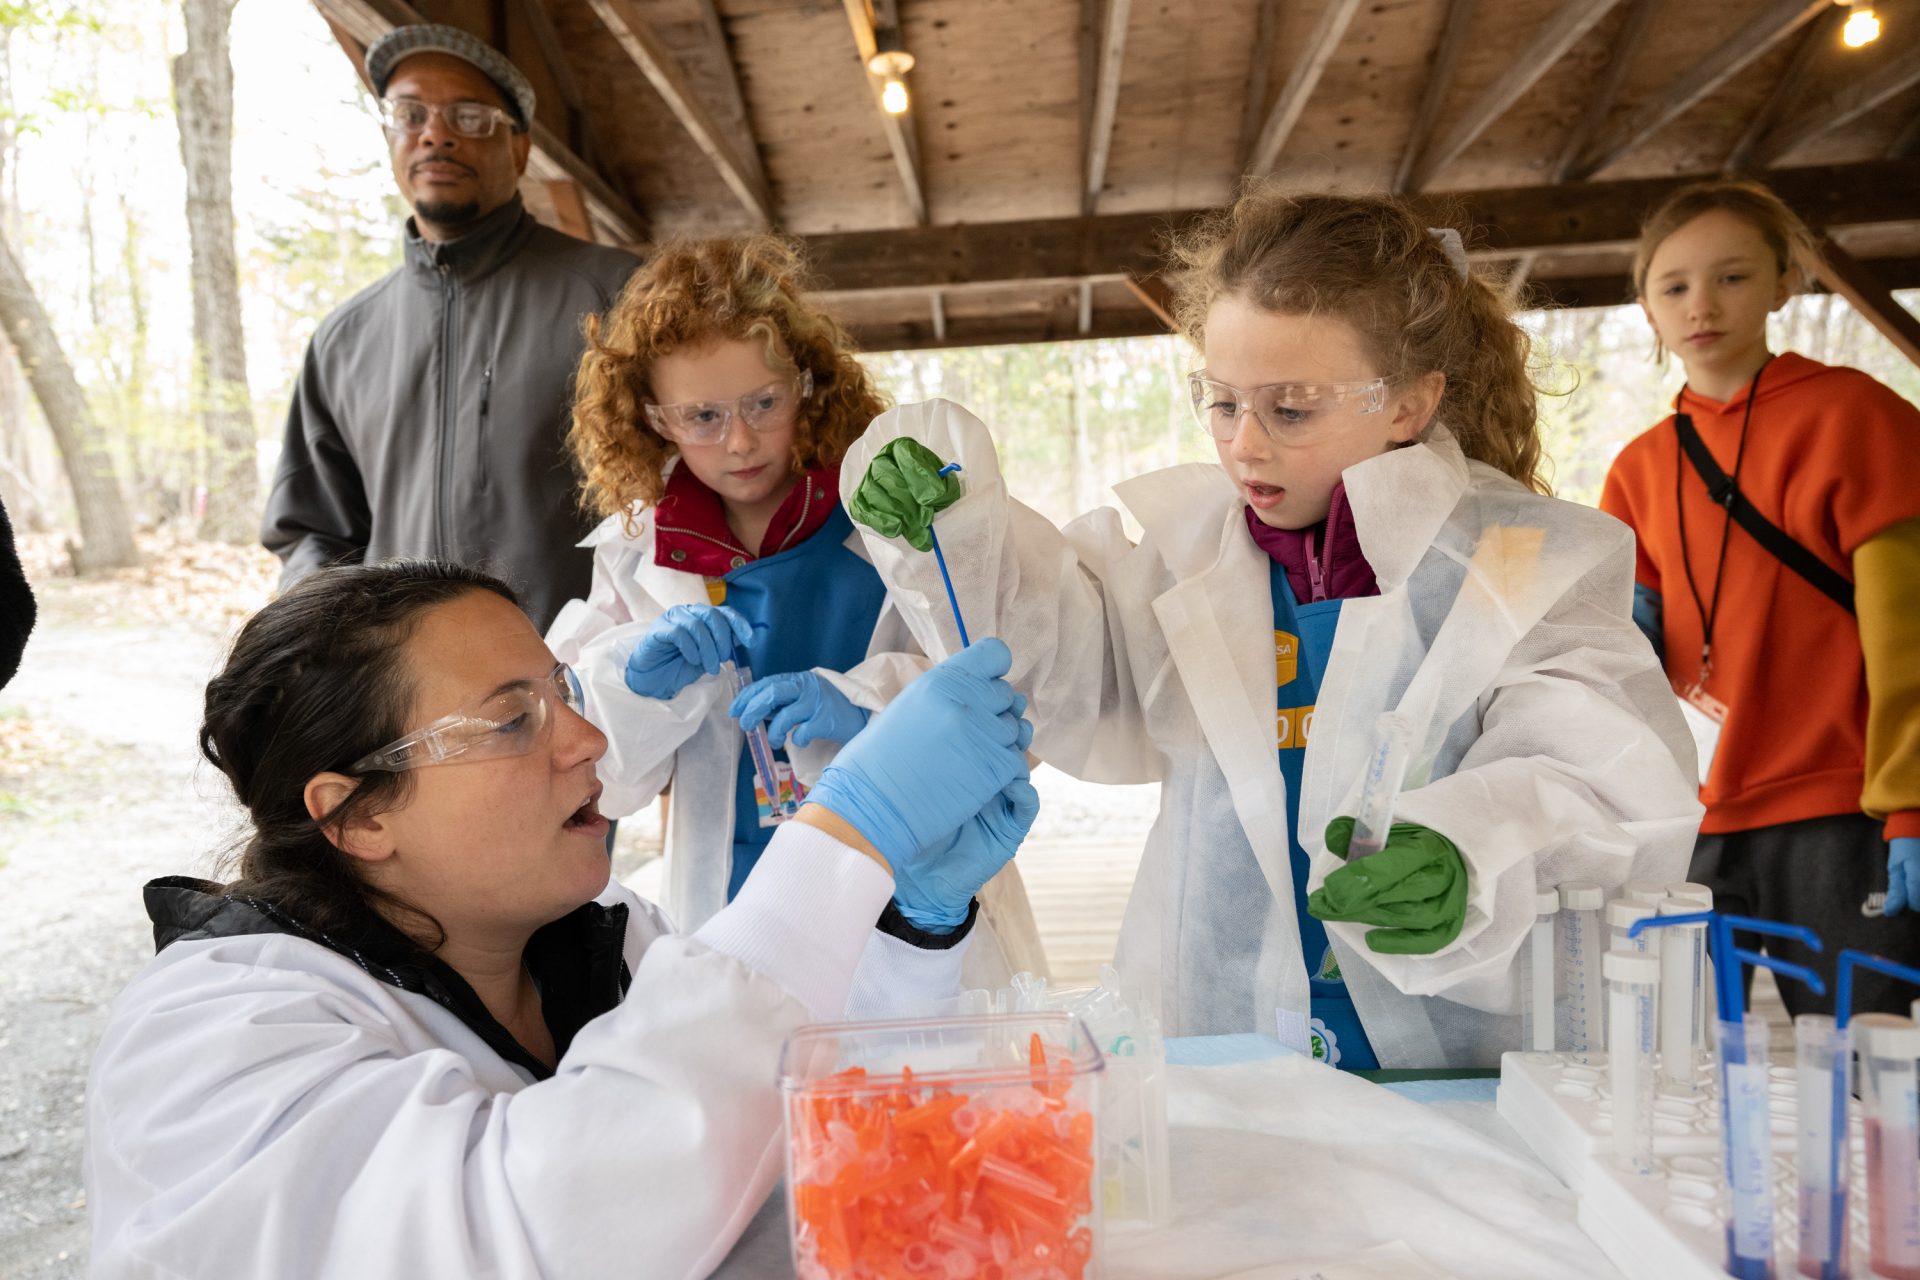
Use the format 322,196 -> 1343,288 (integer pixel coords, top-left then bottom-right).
850,438 -> 961,553
1306,816 -> 1469,955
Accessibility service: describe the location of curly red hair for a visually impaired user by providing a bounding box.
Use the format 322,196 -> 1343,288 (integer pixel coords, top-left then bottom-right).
570,234 -> 888,532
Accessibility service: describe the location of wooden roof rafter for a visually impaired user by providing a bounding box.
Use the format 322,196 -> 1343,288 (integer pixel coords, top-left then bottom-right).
1391,0 -> 1478,194
313,0 -> 647,245
1563,0 -> 1829,181
1403,0 -> 1624,193
1242,0 -> 1364,176
842,0 -> 929,225
1805,234 -> 1920,365
1892,111 -> 1920,160
1081,0 -> 1131,216
1551,0 -> 1662,183
1722,2 -> 1843,173
1749,37 -> 1920,167
582,0 -> 774,229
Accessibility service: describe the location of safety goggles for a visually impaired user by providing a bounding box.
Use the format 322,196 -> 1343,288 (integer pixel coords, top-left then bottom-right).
350,663 -> 585,774
1188,373 -> 1388,442
644,371 -> 812,446
379,97 -> 518,139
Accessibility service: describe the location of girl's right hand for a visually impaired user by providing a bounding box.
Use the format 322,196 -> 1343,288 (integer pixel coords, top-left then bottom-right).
623,604 -> 753,701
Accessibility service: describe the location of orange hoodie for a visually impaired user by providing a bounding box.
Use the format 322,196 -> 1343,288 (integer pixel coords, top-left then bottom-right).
1600,352 -> 1920,838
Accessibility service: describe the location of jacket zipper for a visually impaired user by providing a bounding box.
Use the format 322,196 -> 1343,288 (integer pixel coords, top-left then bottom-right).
477,361 -> 493,494
435,262 -> 457,557
1305,526 -> 1328,602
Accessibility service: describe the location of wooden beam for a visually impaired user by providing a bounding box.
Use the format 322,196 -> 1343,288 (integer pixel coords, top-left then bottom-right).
1391,0 -> 1478,194
1406,0 -> 1621,193
1552,0 -> 1660,183
1243,0 -> 1364,175
1124,275 -> 1176,331
583,0 -> 773,228
544,179 -> 593,242
1566,0 -> 1828,181
690,0 -> 773,214
842,0 -> 929,224
1082,0 -> 1131,215
1752,37 -> 1920,167
797,161 -> 1920,292
1893,111 -> 1920,161
1237,0 -> 1282,176
310,0 -> 647,244
929,291 -> 947,341
513,0 -> 589,142
1504,253 -> 1539,302
1804,234 -> 1920,366
1526,253 -> 1920,311
1077,281 -> 1094,335
1722,3 -> 1840,173
842,307 -> 1173,353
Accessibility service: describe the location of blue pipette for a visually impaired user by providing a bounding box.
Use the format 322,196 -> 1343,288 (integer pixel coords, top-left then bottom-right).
929,462 -> 971,648
1633,912 -> 1827,1280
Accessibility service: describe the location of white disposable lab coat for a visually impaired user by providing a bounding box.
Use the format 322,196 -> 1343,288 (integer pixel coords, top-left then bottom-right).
84,823 -> 960,1279
842,401 -> 1704,1067
546,499 -> 1049,985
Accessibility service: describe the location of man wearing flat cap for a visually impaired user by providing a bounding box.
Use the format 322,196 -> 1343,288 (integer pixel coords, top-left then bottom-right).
262,24 -> 639,630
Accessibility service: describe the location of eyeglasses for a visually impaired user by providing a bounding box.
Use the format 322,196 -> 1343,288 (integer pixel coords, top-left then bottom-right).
379,97 -> 518,139
350,664 -> 585,774
644,372 -> 812,446
1188,373 -> 1388,442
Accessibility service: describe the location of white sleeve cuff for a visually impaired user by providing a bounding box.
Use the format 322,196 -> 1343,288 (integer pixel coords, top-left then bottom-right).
690,822 -> 896,1021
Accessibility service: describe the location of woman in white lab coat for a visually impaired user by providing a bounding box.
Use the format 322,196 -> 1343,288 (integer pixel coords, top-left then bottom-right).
83,561 -> 1038,1279
841,192 -> 1704,1068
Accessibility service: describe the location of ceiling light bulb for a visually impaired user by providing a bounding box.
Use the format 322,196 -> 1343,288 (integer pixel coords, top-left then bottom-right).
1842,5 -> 1880,45
881,77 -> 909,114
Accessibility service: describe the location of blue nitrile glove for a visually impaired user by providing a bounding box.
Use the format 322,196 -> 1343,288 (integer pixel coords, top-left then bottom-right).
804,637 -> 1034,900
1887,837 -> 1920,916
896,775 -> 1042,931
623,604 -> 752,701
729,670 -> 871,748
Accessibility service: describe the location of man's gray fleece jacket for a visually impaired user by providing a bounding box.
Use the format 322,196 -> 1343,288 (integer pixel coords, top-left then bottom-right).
261,196 -> 639,630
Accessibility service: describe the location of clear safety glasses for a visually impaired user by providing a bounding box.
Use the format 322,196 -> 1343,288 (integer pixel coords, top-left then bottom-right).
379,97 -> 518,139
1187,373 -> 1388,442
350,664 -> 585,774
644,371 -> 812,446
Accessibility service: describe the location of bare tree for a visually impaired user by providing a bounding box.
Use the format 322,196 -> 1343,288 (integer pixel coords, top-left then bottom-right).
0,224 -> 140,571
172,0 -> 254,542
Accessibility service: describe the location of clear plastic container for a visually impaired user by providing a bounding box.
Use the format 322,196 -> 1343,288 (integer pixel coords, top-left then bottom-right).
1795,1014 -> 1851,1279
1656,898 -> 1709,1096
1606,948 -> 1660,1174
780,1012 -> 1105,1280
1718,1013 -> 1777,1280
1623,880 -> 1670,906
1607,900 -> 1659,955
1558,882 -> 1606,1061
1857,1014 -> 1920,1280
1520,888 -> 1559,1053
1002,968 -> 1170,1227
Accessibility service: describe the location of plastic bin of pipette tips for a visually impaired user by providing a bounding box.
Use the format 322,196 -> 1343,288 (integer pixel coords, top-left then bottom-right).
1498,1050 -> 1872,1280
780,1011 -> 1105,1280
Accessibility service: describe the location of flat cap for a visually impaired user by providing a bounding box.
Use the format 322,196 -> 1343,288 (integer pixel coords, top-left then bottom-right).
365,23 -> 536,131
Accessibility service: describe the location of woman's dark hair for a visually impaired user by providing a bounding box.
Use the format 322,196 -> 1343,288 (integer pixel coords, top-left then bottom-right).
199,561 -> 520,949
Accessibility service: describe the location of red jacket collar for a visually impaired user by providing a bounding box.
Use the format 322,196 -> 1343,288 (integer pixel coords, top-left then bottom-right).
653,462 -> 842,577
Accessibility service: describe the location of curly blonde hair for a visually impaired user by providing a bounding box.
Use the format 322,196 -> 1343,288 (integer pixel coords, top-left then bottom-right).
1166,186 -> 1550,495
569,235 -> 888,531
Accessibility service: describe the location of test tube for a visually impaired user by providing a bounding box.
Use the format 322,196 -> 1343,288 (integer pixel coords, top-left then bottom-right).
1347,712 -> 1413,860
1719,1012 -> 1779,1280
1609,900 -> 1660,954
1607,948 -> 1660,1174
1623,880 -> 1670,906
1795,1014 -> 1851,1280
1858,1014 -> 1920,1280
1658,898 -> 1709,1096
1670,885 -> 1717,1042
1519,888 -> 1558,1053
728,661 -> 800,823
1558,882 -> 1606,1062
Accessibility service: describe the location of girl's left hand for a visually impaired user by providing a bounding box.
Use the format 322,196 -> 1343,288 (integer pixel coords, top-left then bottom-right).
1308,818 -> 1469,955
1887,837 -> 1920,916
730,671 -> 870,748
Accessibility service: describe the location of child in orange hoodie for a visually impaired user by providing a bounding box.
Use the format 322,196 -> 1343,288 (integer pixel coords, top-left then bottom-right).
1600,179 -> 1920,1015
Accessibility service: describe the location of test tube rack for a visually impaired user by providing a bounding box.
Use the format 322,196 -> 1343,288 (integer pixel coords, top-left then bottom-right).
1498,1051 -> 1874,1280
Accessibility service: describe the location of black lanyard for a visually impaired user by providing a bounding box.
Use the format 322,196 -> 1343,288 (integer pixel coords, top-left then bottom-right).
1673,358 -> 1769,685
